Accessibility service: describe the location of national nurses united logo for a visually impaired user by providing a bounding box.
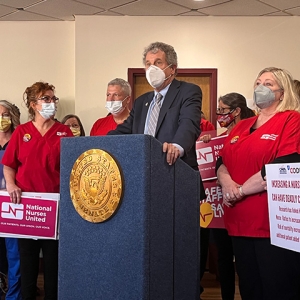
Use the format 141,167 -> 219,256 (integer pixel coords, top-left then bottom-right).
1,202 -> 24,220
197,147 -> 213,165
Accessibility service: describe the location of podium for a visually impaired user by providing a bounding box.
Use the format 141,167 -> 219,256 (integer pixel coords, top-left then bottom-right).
58,135 -> 200,300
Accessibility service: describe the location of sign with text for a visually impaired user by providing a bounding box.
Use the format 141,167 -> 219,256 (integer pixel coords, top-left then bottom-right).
0,191 -> 59,240
200,180 -> 225,229
266,163 -> 300,253
196,135 -> 228,181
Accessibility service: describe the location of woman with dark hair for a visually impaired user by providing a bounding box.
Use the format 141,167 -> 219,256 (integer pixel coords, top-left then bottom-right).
61,114 -> 85,137
216,92 -> 255,131
2,82 -> 73,300
214,93 -> 255,300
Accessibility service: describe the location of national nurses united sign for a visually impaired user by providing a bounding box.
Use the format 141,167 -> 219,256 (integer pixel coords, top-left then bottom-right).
0,191 -> 59,240
196,135 -> 228,229
196,135 -> 227,181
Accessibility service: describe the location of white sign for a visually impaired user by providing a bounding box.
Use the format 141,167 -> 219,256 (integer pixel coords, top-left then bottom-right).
266,163 -> 300,253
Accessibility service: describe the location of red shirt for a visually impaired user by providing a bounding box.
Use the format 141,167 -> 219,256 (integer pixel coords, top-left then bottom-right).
222,111 -> 300,237
200,119 -> 215,132
2,121 -> 73,193
90,114 -> 117,136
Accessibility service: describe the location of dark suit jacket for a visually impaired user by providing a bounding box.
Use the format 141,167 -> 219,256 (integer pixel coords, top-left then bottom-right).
108,79 -> 202,169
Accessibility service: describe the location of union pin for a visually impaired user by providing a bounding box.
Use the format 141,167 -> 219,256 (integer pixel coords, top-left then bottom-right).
23,133 -> 31,142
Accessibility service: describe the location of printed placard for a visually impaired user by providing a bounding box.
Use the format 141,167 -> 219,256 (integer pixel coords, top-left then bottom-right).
0,191 -> 59,239
196,135 -> 228,181
200,180 -> 225,228
266,163 -> 300,253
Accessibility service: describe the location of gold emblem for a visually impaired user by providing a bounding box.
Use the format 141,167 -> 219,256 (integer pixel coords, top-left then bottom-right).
70,149 -> 123,223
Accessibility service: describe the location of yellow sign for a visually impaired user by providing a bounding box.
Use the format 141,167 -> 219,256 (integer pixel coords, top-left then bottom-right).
200,202 -> 214,228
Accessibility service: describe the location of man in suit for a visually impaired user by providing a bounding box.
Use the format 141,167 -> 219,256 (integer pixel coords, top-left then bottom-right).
108,42 -> 202,170
109,42 -> 205,298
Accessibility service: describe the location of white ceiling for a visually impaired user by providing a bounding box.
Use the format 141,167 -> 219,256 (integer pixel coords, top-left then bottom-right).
0,0 -> 299,21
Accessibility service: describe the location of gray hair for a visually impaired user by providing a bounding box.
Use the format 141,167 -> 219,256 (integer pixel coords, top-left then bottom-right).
0,100 -> 21,132
107,78 -> 132,96
142,42 -> 178,67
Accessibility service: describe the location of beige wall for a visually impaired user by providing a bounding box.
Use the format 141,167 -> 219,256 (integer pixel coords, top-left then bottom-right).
75,16 -> 300,134
0,21 -> 74,124
1,16 -> 300,133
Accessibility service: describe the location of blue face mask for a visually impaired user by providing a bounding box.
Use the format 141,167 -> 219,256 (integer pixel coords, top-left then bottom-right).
253,84 -> 281,109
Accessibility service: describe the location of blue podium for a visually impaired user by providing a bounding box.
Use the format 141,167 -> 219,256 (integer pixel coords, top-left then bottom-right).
58,135 -> 200,300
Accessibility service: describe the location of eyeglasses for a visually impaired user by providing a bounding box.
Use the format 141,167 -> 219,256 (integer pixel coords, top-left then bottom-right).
37,96 -> 59,103
216,107 -> 234,115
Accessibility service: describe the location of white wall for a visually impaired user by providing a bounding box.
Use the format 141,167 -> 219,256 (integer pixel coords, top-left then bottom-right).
0,21 -> 74,124
1,16 -> 300,133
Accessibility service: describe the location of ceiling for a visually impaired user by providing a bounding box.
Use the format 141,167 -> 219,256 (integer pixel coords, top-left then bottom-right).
0,0 -> 299,21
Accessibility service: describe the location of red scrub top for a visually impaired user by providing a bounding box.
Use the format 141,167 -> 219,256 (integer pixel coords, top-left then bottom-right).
90,114 -> 117,136
1,121 -> 73,193
200,119 -> 215,132
222,111 -> 300,237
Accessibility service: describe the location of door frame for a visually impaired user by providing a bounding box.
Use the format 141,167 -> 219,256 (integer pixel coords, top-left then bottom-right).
128,68 -> 218,127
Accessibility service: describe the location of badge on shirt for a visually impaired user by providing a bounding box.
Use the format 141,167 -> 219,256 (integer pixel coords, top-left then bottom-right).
57,132 -> 67,136
230,135 -> 239,144
23,133 -> 31,142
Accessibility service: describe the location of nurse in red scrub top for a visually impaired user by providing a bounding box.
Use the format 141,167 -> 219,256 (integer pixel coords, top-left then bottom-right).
217,67 -> 300,300
2,82 -> 73,300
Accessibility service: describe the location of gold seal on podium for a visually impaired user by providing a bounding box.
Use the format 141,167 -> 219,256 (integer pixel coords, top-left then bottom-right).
70,149 -> 123,223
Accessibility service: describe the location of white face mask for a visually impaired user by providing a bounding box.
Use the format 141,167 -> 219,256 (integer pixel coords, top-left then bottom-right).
38,103 -> 56,119
146,64 -> 172,89
105,96 -> 128,115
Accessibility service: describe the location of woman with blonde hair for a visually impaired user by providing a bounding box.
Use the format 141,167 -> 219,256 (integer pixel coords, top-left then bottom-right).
217,67 -> 300,300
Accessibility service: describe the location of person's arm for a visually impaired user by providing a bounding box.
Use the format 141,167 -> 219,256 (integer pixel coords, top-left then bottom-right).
239,171 -> 265,197
170,83 -> 202,154
229,154 -> 300,203
198,134 -> 212,143
216,163 -> 241,207
3,166 -> 22,204
261,153 -> 300,190
164,82 -> 202,165
107,107 -> 135,135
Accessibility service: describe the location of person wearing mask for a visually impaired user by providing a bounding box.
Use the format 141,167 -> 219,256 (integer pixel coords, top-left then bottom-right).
108,41 -> 202,170
217,67 -> 300,300
61,114 -> 85,137
90,78 -> 131,136
108,42 -> 203,297
203,93 -> 255,300
0,100 -> 22,300
2,82 -> 73,300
